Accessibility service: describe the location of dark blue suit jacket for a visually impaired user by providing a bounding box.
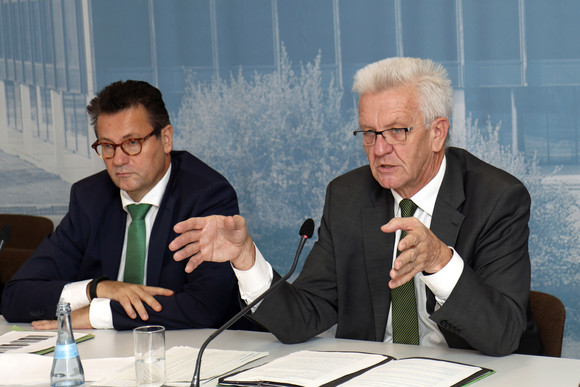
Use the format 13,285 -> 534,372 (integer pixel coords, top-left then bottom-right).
2,151 -> 241,330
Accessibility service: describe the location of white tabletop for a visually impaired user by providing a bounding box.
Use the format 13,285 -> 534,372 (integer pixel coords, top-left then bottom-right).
1,316 -> 579,386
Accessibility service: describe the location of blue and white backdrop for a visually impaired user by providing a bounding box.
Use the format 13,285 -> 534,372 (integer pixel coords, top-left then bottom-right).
0,1 -> 578,357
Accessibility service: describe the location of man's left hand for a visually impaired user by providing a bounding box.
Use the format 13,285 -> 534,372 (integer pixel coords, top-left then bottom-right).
381,217 -> 452,289
31,306 -> 93,330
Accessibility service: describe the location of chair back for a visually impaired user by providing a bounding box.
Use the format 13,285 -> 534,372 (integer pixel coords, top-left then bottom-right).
529,290 -> 566,357
0,214 -> 54,284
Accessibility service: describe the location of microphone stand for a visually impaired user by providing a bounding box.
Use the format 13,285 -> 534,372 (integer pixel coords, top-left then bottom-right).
190,218 -> 314,387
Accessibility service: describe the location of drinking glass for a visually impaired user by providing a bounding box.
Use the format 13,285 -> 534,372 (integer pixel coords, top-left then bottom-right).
133,325 -> 165,387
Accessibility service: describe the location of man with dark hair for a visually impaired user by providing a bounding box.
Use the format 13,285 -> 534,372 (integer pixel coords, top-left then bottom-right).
169,58 -> 543,356
2,80 -> 241,330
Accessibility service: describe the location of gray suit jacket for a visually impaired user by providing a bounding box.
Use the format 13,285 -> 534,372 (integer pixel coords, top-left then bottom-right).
251,147 -> 542,356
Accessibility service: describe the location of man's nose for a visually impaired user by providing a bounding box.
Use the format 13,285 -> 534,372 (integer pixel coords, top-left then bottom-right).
112,146 -> 129,165
373,135 -> 393,155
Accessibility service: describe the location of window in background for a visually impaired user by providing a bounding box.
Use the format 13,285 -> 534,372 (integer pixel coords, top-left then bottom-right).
63,93 -> 89,157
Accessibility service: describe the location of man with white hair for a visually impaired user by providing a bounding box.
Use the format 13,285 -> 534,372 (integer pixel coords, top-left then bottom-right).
170,57 -> 543,356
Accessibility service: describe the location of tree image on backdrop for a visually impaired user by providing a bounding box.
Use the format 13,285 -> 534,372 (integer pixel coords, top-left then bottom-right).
176,46 -> 366,263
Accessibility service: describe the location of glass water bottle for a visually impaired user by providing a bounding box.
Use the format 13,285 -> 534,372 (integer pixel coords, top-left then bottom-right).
50,302 -> 85,386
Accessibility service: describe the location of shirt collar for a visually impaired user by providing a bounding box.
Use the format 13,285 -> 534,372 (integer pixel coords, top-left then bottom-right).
121,163 -> 172,210
391,155 -> 446,217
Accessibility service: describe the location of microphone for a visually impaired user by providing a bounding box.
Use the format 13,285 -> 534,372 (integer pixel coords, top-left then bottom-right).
190,218 -> 315,387
0,224 -> 12,253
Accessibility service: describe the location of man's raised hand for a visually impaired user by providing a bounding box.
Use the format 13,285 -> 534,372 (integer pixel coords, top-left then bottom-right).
170,215 -> 256,272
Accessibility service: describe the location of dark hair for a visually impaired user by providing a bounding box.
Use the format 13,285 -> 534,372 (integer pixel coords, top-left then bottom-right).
87,80 -> 170,136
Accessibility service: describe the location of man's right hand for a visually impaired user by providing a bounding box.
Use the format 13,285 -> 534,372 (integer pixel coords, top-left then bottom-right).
169,214 -> 256,273
92,281 -> 174,320
32,306 -> 93,330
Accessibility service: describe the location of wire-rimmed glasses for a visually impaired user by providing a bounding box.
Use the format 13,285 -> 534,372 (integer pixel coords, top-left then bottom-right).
353,127 -> 414,146
353,119 -> 436,146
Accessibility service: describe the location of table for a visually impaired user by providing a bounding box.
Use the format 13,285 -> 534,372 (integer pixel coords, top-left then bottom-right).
1,316 -> 579,386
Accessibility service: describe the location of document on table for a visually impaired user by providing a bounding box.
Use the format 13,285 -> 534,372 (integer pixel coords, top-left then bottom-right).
339,357 -> 494,387
0,329 -> 93,354
219,350 -> 494,387
94,346 -> 268,386
219,350 -> 391,387
0,354 -> 133,386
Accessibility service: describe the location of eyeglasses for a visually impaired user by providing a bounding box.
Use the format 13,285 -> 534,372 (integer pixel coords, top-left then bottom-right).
353,127 -> 414,146
91,130 -> 156,159
353,120 -> 434,146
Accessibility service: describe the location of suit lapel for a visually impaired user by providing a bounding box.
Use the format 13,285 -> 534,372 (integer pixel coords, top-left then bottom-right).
425,150 -> 466,313
363,185 -> 395,341
431,151 -> 465,247
146,167 -> 177,286
101,200 -> 126,279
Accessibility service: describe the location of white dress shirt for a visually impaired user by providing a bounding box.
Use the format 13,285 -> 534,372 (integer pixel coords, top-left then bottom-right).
234,156 -> 464,347
59,164 -> 172,329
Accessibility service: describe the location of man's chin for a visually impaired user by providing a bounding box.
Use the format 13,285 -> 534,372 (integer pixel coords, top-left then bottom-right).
114,179 -> 138,193
372,171 -> 400,190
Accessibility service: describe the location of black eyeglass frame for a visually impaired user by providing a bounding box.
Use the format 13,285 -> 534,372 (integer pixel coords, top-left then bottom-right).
352,127 -> 414,146
91,130 -> 156,159
352,118 -> 438,146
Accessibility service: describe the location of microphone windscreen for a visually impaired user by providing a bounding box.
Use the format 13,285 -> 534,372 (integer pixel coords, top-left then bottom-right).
1,224 -> 12,243
299,218 -> 315,239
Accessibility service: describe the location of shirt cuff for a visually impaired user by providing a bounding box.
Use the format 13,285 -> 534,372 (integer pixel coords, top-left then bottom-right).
89,298 -> 114,329
419,247 -> 464,305
232,245 -> 273,305
60,280 -> 91,311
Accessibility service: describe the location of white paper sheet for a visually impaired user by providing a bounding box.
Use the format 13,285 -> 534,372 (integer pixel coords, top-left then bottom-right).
94,346 -> 268,386
220,350 -> 388,387
0,353 -> 133,385
339,357 -> 484,387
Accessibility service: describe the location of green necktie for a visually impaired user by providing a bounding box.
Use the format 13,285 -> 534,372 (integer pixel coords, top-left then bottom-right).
124,203 -> 152,284
391,198 -> 420,345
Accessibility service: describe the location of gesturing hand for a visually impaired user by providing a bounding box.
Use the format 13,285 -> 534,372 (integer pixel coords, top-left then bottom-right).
381,216 -> 452,289
169,214 -> 256,273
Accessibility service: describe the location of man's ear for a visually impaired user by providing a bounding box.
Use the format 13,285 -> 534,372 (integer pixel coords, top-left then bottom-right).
161,125 -> 173,153
431,117 -> 449,152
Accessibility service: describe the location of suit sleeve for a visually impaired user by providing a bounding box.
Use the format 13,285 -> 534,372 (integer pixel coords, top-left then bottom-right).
430,183 -> 532,356
110,177 -> 242,330
110,262 -> 239,330
249,184 -> 340,343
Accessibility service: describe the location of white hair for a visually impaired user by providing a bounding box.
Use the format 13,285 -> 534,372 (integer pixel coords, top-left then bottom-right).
352,57 -> 453,122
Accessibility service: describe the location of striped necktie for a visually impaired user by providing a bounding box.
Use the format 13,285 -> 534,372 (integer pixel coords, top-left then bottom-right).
391,198 -> 420,345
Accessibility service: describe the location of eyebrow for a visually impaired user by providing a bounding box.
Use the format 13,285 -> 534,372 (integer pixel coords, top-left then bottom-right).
97,132 -> 147,142
358,123 -> 410,130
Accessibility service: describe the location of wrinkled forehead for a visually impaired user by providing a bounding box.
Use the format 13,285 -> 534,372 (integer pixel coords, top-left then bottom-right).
95,105 -> 153,140
358,87 -> 422,127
